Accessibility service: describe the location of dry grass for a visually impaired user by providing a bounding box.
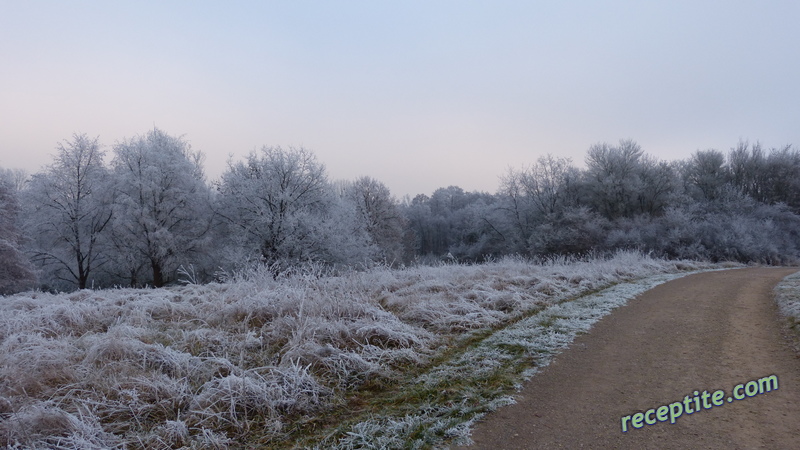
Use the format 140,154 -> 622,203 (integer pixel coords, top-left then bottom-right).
774,270 -> 800,355
0,251 -> 719,448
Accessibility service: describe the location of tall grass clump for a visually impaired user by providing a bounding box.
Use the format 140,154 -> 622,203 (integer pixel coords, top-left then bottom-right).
0,251 -> 722,447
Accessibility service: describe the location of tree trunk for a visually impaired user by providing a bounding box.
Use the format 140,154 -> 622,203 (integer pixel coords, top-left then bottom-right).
152,260 -> 165,287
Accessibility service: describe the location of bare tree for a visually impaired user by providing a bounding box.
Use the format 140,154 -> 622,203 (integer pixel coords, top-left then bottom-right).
24,134 -> 112,289
0,168 -> 29,192
497,170 -> 538,253
519,154 -> 576,216
0,180 -> 36,294
728,141 -> 766,201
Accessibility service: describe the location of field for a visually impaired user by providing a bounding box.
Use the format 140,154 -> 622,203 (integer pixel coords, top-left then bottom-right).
0,252 -> 726,448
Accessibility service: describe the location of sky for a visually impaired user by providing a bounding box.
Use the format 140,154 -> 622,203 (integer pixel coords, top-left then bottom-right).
2,1 -> 800,198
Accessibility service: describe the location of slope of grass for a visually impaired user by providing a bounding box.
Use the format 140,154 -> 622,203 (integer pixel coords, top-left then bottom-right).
774,270 -> 800,355
0,252 -> 725,448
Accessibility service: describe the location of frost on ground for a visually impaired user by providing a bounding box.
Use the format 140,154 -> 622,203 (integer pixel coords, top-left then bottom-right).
0,252 -> 719,448
337,272 -> 698,449
775,270 -> 800,320
774,270 -> 800,352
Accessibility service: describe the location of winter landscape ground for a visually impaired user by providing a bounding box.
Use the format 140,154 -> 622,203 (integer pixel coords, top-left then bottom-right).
774,270 -> 800,355
0,251 -> 742,449
454,266 -> 800,448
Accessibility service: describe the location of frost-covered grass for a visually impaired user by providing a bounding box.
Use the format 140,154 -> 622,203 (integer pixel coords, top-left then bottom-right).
775,271 -> 800,320
774,270 -> 800,353
325,272 -> 701,449
0,252 -> 723,448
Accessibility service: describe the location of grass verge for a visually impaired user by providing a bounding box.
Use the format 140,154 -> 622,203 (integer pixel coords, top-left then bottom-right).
774,269 -> 800,356
290,272 -> 710,449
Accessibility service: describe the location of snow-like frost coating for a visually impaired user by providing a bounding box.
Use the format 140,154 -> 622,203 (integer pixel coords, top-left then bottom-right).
774,270 -> 800,327
332,272 -> 710,448
0,252 -> 720,447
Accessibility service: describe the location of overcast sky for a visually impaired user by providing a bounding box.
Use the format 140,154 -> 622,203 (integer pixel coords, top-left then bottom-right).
2,1 -> 799,198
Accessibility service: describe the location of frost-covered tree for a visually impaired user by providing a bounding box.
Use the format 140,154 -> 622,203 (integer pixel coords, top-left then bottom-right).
635,156 -> 678,216
404,188 -> 466,258
444,194 -> 504,261
508,155 -> 577,216
0,168 -> 29,192
728,141 -> 765,201
528,206 -> 611,256
0,179 -> 36,294
23,134 -> 112,289
316,191 -> 377,266
401,187 -> 502,262
498,155 -> 581,252
217,146 -> 326,266
728,141 -> 800,210
497,168 -> 538,249
761,146 -> 800,211
402,194 -> 437,258
683,149 -> 729,202
584,139 -> 646,219
110,128 -> 212,287
343,176 -> 407,264
216,146 -> 373,270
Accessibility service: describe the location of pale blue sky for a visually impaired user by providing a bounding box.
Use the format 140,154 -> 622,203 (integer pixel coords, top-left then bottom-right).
2,1 -> 799,197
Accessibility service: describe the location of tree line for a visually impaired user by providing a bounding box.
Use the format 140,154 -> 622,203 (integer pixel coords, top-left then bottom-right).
2,130 -> 799,293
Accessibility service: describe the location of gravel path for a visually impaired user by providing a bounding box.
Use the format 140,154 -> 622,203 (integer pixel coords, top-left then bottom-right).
452,267 -> 800,449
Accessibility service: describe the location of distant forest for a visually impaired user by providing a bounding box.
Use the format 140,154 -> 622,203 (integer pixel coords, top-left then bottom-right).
2,129 -> 799,293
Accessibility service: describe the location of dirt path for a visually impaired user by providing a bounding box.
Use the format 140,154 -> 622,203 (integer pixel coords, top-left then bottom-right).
452,267 -> 800,449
